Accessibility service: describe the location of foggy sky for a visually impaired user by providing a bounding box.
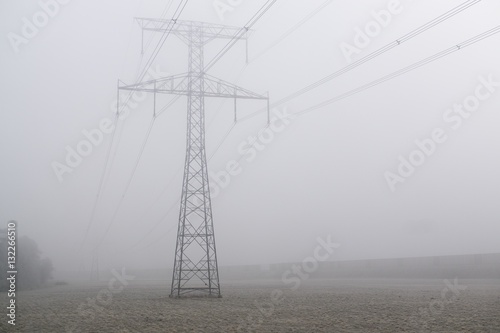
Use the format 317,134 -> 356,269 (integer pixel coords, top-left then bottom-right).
1,0 -> 499,274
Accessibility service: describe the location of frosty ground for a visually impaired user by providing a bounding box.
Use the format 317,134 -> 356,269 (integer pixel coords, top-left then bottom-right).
1,278 -> 499,333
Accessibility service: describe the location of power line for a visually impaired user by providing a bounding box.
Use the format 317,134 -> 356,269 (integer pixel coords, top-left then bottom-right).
136,23 -> 500,250
134,0 -> 176,79
202,0 -> 334,161
132,123 -> 271,251
204,0 -> 481,162
142,0 -> 176,54
208,122 -> 237,162
126,66 -> 249,252
206,62 -> 249,130
116,98 -> 236,255
295,25 -> 500,116
156,94 -> 183,118
123,196 -> 180,254
104,113 -> 126,186
114,1 -> 493,256
107,87 -> 182,189
205,0 -> 279,71
196,0 -> 490,197
119,118 -> 236,254
203,0 -> 301,147
249,0 -> 335,63
119,0 -> 190,116
82,1 -> 190,251
123,0 -> 332,250
193,0 -> 282,162
95,116 -> 157,250
238,0 -> 482,122
135,0 -> 190,85
79,113 -> 120,250
120,0 -> 146,77
204,0 -> 336,159
96,91 -> 182,245
96,93 -> 184,250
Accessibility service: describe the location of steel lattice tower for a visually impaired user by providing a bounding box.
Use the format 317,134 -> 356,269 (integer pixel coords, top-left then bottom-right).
120,19 -> 269,297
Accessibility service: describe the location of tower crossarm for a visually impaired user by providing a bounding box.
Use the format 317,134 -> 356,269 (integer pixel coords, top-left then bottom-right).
119,73 -> 190,96
119,74 -> 268,100
135,17 -> 249,44
204,74 -> 267,100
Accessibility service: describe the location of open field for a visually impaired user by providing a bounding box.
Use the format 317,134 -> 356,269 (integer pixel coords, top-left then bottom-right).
1,278 -> 499,333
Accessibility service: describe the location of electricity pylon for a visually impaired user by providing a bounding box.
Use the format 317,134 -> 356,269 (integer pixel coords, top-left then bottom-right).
119,19 -> 269,297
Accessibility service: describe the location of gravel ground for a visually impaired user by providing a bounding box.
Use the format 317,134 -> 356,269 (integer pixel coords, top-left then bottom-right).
1,278 -> 499,333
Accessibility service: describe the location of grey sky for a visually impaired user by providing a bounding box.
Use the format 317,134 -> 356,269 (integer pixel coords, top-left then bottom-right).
1,0 -> 499,273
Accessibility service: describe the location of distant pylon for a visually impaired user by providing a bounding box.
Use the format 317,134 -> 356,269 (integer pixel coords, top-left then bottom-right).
119,19 -> 269,297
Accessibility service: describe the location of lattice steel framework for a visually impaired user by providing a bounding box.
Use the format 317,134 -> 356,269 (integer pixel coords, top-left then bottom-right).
119,19 -> 269,297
